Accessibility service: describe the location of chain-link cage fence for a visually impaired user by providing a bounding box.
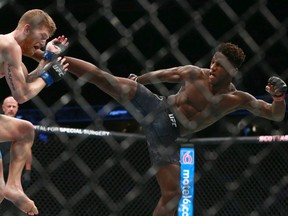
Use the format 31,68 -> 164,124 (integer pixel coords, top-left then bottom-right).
0,0 -> 288,215
2,128 -> 288,216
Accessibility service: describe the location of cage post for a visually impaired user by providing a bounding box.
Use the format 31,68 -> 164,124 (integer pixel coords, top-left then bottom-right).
178,147 -> 195,216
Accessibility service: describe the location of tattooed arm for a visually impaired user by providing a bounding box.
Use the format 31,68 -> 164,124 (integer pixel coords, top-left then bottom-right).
3,39 -> 47,103
22,61 -> 48,83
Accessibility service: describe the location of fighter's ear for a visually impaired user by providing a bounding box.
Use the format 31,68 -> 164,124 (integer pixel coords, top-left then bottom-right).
23,24 -> 31,35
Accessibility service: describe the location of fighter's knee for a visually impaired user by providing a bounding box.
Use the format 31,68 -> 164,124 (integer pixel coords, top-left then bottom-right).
22,121 -> 34,133
163,188 -> 182,202
158,189 -> 181,214
26,121 -> 35,133
17,121 -> 35,140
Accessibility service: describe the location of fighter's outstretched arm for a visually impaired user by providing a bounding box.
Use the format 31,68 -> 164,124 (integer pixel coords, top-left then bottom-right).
242,76 -> 287,122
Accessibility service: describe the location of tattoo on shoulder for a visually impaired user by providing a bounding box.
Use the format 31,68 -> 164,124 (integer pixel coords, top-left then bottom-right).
7,65 -> 16,91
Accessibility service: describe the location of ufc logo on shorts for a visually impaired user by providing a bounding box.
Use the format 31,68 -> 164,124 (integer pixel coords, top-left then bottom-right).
168,114 -> 177,128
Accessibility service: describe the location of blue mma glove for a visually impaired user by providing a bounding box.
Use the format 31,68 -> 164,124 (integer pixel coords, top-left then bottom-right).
40,61 -> 66,87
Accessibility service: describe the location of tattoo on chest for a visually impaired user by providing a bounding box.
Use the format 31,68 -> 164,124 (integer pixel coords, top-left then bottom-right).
7,65 -> 16,91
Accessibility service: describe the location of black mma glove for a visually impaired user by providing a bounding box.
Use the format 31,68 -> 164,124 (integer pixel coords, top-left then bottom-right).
40,60 -> 66,87
266,76 -> 287,102
128,73 -> 138,82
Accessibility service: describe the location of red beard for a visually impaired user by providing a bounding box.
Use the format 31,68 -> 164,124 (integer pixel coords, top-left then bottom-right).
19,37 -> 35,57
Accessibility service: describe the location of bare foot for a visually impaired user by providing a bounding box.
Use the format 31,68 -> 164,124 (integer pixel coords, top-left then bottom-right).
4,186 -> 38,215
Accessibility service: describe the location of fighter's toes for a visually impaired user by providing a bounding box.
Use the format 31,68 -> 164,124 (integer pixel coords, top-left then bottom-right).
26,205 -> 38,215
